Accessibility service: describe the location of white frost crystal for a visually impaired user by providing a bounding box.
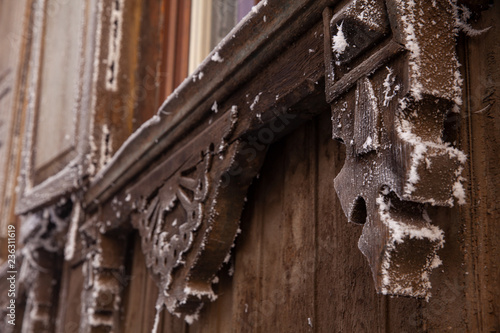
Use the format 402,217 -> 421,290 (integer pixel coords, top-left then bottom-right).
332,21 -> 349,55
211,52 -> 224,63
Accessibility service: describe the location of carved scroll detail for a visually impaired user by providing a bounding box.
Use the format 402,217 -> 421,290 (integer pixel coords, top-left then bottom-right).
324,0 -> 467,298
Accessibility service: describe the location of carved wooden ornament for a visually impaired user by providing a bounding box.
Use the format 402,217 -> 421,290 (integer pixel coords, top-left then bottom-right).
16,200 -> 73,333
118,108 -> 267,321
324,0 -> 466,298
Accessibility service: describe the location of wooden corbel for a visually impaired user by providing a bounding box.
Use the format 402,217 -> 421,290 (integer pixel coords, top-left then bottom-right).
116,108 -> 268,321
324,0 -> 466,298
16,200 -> 73,333
79,216 -> 128,333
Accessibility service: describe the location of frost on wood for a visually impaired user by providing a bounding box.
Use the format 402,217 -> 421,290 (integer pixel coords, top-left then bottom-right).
324,0 -> 468,299
358,190 -> 445,299
332,22 -> 349,56
328,0 -> 389,65
386,0 -> 463,104
211,51 -> 224,63
105,0 -> 125,91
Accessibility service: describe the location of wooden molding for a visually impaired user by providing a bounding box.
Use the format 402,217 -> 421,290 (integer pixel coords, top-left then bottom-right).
15,0 -> 98,215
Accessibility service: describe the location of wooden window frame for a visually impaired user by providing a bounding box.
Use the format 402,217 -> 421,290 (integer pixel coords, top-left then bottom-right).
15,0 -> 97,214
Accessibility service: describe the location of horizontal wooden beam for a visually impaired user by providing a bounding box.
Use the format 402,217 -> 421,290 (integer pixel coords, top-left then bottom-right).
84,0 -> 339,210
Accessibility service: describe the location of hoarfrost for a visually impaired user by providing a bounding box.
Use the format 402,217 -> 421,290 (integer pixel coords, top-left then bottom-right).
451,1 -> 491,37
211,52 -> 224,63
184,285 -> 217,301
151,305 -> 161,333
395,0 -> 424,100
332,21 -> 348,55
377,193 -> 445,299
452,168 -> 466,205
397,118 -> 467,204
211,101 -> 218,113
362,136 -> 373,151
382,67 -> 400,106
250,92 -> 262,111
185,313 -> 199,325
105,0 -> 125,91
64,202 -> 81,261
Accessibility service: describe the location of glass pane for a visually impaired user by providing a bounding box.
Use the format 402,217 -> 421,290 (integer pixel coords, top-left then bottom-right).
34,0 -> 84,174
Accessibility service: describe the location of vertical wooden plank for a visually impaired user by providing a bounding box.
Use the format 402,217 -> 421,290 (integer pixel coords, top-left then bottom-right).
461,2 -> 500,331
174,0 -> 191,89
161,312 -> 186,333
165,0 -> 179,95
133,0 -> 165,130
418,205 -> 467,332
142,263 -> 163,333
262,121 -> 316,332
0,0 -> 29,245
315,109 -> 388,332
234,140 -> 287,332
122,234 -> 148,333
188,266 -> 233,333
55,263 -> 84,333
229,152 -> 266,332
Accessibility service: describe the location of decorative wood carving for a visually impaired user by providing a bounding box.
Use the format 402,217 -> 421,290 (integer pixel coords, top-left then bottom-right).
116,108 -> 268,321
16,200 -> 73,332
79,214 -> 128,333
324,0 -> 467,298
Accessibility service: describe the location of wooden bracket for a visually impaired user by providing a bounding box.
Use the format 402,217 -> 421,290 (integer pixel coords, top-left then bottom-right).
16,200 -> 73,332
110,108 -> 268,320
323,0 -> 466,298
79,217 -> 128,333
